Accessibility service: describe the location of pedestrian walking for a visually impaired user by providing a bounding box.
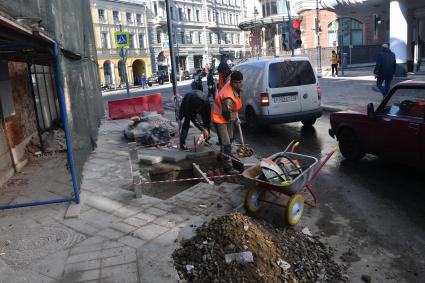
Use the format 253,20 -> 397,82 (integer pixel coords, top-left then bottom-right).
211,71 -> 243,174
207,67 -> 216,99
331,50 -> 340,77
179,82 -> 210,151
141,73 -> 147,89
217,55 -> 231,91
374,43 -> 396,97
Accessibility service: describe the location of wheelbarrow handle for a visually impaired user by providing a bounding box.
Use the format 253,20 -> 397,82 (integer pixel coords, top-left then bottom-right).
308,148 -> 337,182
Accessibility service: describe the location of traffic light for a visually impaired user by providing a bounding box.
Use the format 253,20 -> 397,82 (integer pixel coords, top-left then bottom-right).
292,19 -> 302,49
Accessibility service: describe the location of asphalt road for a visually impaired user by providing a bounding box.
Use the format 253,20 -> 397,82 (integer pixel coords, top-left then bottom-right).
241,114 -> 425,283
103,84 -> 425,282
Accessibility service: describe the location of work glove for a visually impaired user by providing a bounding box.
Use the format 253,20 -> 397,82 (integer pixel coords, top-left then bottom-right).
202,128 -> 209,140
234,118 -> 241,126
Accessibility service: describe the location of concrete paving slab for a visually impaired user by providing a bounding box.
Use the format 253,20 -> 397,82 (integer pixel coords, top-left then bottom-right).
133,223 -> 170,241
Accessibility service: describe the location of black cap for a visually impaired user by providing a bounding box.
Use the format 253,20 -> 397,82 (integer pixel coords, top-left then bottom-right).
230,71 -> 243,82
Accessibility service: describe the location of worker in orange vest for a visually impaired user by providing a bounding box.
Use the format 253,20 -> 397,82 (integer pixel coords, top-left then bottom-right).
211,71 -> 243,174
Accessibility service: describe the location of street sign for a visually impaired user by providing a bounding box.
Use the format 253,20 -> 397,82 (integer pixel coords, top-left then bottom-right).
114,32 -> 130,48
164,50 -> 170,57
162,42 -> 170,50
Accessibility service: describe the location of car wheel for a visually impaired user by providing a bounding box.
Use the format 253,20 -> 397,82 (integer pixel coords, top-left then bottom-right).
301,118 -> 316,127
148,83 -> 152,87
246,107 -> 260,132
338,128 -> 365,161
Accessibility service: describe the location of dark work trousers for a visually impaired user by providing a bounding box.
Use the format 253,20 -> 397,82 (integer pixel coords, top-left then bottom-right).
179,117 -> 191,147
215,123 -> 234,169
331,64 -> 338,76
376,77 -> 392,97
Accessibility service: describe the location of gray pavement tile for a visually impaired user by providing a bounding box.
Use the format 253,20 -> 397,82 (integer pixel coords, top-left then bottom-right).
117,235 -> 146,249
123,216 -> 148,227
62,219 -> 101,236
111,222 -> 138,234
133,223 -> 170,241
100,262 -> 138,283
152,202 -> 177,212
70,243 -> 103,255
111,205 -> 143,218
153,214 -> 186,229
144,207 -> 168,217
65,259 -> 101,273
133,211 -> 157,222
80,209 -> 121,229
28,249 -> 68,281
98,228 -> 126,240
101,253 -> 137,268
102,240 -> 125,250
67,251 -> 102,264
85,195 -> 124,213
75,236 -> 106,246
62,268 -> 100,282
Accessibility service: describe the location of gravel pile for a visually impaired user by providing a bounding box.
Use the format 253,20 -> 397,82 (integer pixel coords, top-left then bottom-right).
173,212 -> 346,283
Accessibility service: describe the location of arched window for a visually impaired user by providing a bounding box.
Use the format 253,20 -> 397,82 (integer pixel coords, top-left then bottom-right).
328,18 -> 363,47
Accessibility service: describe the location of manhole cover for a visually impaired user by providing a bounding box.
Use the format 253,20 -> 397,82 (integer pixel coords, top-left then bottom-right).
0,224 -> 85,268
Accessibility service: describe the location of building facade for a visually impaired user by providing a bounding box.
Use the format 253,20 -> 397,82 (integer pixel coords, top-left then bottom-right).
240,0 -> 425,73
146,0 -> 251,74
91,0 -> 152,87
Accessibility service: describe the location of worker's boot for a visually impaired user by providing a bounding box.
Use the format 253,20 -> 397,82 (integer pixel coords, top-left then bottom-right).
222,144 -> 239,175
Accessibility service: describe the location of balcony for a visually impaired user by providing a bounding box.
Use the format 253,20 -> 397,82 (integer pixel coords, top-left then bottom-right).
153,16 -> 167,27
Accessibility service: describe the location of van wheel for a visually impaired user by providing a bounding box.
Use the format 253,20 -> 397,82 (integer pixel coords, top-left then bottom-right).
338,128 -> 365,161
246,108 -> 260,132
301,118 -> 316,127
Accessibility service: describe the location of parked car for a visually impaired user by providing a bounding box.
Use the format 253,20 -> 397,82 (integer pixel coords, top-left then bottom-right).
147,70 -> 169,86
232,57 -> 322,131
183,70 -> 191,80
329,80 -> 425,164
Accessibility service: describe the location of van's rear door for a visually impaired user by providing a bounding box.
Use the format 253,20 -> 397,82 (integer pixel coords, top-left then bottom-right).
267,60 -> 318,115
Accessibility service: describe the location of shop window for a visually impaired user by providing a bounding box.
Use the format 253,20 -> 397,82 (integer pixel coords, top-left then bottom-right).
328,18 -> 363,47
0,61 -> 15,118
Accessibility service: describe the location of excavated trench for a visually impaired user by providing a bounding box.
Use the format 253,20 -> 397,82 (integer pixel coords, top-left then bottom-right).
139,154 -> 225,200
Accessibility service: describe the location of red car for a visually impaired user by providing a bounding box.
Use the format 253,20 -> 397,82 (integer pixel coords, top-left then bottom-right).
329,80 -> 425,164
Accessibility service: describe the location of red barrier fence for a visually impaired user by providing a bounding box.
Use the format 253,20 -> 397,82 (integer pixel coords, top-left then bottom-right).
108,93 -> 164,119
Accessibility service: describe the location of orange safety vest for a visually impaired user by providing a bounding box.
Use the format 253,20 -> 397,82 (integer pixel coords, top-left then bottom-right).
211,81 -> 242,124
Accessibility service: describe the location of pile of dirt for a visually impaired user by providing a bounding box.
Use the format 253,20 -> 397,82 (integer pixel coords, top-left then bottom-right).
173,212 -> 346,282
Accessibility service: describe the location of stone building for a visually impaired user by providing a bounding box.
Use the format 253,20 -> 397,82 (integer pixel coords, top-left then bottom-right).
147,0 -> 251,74
90,0 -> 152,87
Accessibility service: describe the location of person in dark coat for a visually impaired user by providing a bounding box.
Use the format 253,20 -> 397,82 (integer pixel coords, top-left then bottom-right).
179,82 -> 211,151
207,67 -> 216,99
374,43 -> 396,97
217,55 -> 231,91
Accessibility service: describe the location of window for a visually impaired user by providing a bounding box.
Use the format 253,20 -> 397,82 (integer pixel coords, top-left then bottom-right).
181,31 -> 185,44
98,9 -> 106,21
126,12 -> 132,24
381,88 -> 425,118
196,10 -> 200,22
209,32 -> 213,44
235,34 -> 239,44
113,11 -> 120,23
136,13 -> 142,25
198,32 -> 202,44
179,8 -> 183,21
188,32 -> 193,44
154,3 -> 158,16
156,30 -> 161,43
208,10 -> 211,22
230,14 -> 233,25
187,9 -> 191,21
170,7 -> 174,20
268,61 -> 316,88
129,33 -> 135,48
100,32 -> 109,48
236,15 -> 239,25
139,33 -> 145,48
271,1 -> 278,15
223,13 -> 227,24
328,18 -> 363,47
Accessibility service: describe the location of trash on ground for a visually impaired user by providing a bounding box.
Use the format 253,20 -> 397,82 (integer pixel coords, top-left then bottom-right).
277,259 -> 291,271
185,264 -> 194,274
301,227 -> 313,237
224,251 -> 254,264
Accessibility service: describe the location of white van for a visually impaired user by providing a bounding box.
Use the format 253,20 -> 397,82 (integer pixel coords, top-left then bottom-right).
232,57 -> 322,130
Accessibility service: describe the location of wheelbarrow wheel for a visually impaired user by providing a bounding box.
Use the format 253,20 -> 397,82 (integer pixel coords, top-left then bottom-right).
244,187 -> 265,213
286,194 -> 305,226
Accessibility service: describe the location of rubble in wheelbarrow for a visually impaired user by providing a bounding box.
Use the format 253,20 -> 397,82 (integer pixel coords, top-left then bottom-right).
123,112 -> 178,146
173,212 -> 347,283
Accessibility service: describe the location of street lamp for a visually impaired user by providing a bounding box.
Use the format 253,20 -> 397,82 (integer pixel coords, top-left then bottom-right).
253,7 -> 259,59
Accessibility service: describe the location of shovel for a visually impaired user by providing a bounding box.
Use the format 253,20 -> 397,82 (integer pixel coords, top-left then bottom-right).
235,114 -> 254,157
